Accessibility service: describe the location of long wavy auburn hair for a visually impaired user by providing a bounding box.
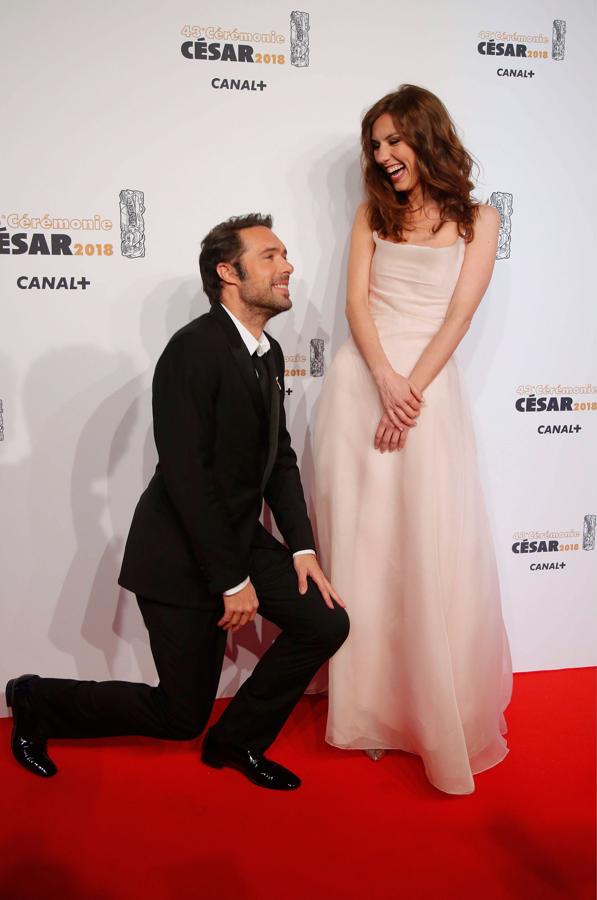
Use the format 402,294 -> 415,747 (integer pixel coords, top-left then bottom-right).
361,84 -> 479,243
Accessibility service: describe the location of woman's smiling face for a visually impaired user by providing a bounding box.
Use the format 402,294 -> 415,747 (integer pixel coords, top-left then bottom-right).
371,112 -> 419,194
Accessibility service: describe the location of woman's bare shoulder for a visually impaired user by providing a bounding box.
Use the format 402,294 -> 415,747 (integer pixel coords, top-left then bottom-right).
354,201 -> 369,222
475,203 -> 500,231
352,201 -> 373,234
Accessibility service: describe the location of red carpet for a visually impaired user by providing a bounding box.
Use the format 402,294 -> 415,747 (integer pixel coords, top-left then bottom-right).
1,668 -> 594,900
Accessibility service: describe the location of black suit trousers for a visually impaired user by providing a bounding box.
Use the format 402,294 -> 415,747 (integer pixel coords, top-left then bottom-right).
28,531 -> 349,752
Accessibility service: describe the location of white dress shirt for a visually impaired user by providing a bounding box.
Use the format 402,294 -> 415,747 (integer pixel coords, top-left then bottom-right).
220,304 -> 315,596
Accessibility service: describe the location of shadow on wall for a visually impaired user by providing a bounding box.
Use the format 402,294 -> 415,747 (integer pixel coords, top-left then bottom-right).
274,139 -> 361,514
21,343 -> 143,680
14,279 -> 204,686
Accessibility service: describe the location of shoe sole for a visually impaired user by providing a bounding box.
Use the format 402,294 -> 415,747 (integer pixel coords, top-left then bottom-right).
201,753 -> 224,770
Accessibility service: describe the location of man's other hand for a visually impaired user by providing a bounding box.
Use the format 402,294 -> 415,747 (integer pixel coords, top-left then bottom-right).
218,582 -> 260,632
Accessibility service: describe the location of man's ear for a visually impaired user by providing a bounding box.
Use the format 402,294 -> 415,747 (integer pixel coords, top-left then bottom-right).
216,261 -> 240,287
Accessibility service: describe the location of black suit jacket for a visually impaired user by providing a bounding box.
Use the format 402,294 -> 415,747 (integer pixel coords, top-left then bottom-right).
118,302 -> 315,607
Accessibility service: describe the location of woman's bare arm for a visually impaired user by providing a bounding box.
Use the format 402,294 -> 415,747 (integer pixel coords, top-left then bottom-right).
408,205 -> 500,391
346,204 -> 423,429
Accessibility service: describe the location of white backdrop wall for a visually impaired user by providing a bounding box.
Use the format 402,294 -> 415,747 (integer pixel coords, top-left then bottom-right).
1,0 -> 596,714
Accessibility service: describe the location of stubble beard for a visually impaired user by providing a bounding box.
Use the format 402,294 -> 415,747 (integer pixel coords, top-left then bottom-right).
239,281 -> 292,321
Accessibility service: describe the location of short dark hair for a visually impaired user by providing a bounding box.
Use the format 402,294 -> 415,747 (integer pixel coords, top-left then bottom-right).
199,213 -> 273,305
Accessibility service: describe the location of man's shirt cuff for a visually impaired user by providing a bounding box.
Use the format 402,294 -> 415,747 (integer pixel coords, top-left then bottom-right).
223,576 -> 250,596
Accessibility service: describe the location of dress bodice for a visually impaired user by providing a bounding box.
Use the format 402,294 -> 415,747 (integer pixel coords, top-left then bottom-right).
369,232 -> 465,334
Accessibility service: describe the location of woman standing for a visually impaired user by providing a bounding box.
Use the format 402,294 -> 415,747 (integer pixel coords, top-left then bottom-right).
313,85 -> 512,795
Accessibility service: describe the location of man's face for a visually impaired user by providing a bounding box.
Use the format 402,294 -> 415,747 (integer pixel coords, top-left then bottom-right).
235,226 -> 294,315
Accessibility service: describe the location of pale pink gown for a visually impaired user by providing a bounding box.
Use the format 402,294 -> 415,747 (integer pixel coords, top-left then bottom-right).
313,233 -> 512,795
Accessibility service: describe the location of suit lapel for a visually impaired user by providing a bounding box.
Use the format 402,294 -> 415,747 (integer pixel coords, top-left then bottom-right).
260,347 -> 280,492
210,304 -> 280,492
210,303 -> 265,426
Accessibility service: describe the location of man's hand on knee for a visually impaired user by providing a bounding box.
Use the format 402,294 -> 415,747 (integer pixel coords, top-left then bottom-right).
293,555 -> 345,610
218,582 -> 260,633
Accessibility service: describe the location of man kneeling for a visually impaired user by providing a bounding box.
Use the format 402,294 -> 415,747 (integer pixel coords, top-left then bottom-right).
7,214 -> 349,790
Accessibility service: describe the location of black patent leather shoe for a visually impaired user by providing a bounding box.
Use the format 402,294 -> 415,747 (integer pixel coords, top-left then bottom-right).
201,731 -> 301,790
5,675 -> 57,778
